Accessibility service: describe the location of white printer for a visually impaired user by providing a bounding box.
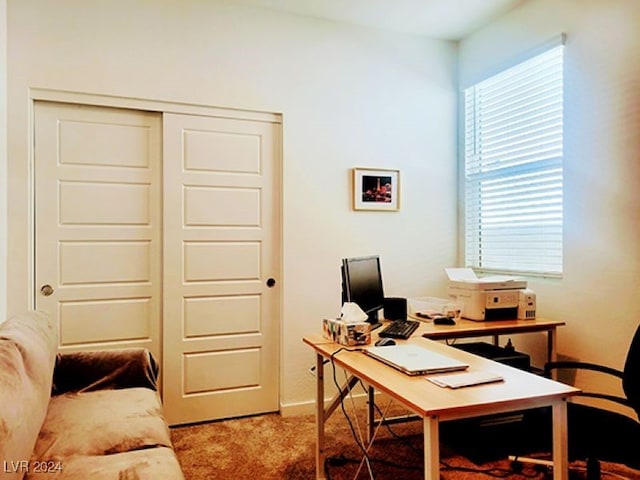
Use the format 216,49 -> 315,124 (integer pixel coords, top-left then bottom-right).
446,268 -> 536,321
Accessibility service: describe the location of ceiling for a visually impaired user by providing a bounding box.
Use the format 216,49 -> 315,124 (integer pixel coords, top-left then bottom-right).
234,0 -> 528,40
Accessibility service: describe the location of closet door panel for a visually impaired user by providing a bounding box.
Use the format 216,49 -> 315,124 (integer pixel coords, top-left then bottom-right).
162,112 -> 281,425
34,101 -> 162,358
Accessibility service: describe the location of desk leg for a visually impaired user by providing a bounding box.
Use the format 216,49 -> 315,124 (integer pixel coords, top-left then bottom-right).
552,400 -> 569,480
548,328 -> 558,379
423,415 -> 439,480
315,353 -> 326,480
367,386 -> 375,443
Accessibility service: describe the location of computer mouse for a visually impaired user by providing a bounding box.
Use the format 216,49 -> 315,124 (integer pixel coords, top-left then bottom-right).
375,337 -> 396,347
433,316 -> 456,325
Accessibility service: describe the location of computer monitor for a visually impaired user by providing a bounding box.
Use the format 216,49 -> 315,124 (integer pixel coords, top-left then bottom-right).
341,255 -> 385,327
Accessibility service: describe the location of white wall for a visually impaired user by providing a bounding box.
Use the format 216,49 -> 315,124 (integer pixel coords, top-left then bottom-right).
6,0 -> 457,412
459,0 -> 640,409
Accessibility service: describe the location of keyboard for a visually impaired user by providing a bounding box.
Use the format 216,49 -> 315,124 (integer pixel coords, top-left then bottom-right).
378,319 -> 420,340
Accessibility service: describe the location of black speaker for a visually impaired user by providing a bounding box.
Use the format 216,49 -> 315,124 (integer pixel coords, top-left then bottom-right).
383,297 -> 407,321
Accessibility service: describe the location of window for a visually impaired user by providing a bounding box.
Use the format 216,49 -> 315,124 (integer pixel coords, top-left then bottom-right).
463,43 -> 564,276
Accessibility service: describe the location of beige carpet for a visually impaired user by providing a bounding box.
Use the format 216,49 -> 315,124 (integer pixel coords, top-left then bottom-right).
170,405 -> 640,479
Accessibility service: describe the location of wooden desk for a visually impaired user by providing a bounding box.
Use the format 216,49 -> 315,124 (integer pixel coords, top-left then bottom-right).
304,334 -> 580,480
419,317 -> 565,365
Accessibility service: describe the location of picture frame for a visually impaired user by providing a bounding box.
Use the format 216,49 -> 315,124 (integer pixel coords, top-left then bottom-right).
352,167 -> 400,211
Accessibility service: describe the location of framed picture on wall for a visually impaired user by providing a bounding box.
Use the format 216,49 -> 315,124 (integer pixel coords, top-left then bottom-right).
352,167 -> 400,211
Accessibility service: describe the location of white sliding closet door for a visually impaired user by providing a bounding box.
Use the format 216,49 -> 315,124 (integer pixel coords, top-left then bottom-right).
34,101 -> 162,359
34,100 -> 281,425
162,113 -> 281,425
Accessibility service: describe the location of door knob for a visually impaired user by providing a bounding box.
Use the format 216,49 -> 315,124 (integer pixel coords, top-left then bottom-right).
40,284 -> 54,296
266,278 -> 276,288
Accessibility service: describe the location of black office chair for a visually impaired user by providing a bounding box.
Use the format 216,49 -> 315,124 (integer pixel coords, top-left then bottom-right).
540,323 -> 640,479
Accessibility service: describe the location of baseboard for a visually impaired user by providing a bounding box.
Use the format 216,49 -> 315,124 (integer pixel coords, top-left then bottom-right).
280,400 -> 316,417
280,390 -> 391,418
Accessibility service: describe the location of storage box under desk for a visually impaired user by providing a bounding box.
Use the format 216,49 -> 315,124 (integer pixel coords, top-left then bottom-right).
452,341 -> 531,371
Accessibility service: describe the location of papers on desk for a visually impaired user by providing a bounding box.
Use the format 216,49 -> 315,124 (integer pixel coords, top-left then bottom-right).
427,371 -> 504,389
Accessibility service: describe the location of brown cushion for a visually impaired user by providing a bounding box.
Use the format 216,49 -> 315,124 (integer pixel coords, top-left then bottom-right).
52,349 -> 159,394
0,311 -> 57,480
32,388 -> 173,461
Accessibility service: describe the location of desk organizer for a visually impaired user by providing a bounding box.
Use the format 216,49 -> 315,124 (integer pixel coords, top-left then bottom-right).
408,296 -> 462,321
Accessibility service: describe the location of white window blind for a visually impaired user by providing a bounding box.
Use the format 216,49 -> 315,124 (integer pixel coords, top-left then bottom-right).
464,45 -> 564,276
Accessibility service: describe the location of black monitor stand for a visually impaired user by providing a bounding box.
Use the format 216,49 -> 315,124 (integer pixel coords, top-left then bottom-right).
369,321 -> 383,331
368,311 -> 383,330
